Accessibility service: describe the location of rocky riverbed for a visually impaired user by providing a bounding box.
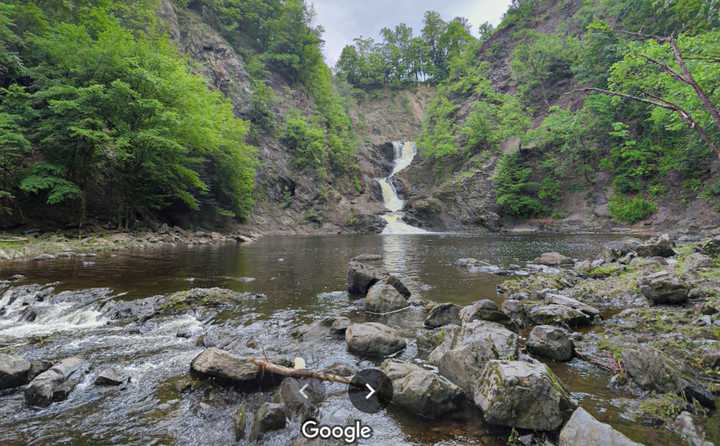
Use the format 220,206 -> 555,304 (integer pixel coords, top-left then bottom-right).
1,233 -> 719,445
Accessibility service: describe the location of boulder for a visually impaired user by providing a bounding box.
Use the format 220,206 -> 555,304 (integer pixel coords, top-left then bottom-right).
365,281 -> 408,313
25,357 -> 88,407
0,353 -> 31,390
381,359 -> 463,419
621,346 -> 682,393
251,402 -> 286,438
680,253 -> 713,275
424,303 -> 461,328
559,407 -> 643,446
635,234 -> 675,258
429,320 -> 518,392
527,325 -> 574,361
638,271 -> 689,305
460,299 -> 511,325
347,262 -> 384,297
621,346 -> 715,409
345,323 -> 406,358
94,368 -> 128,386
473,360 -> 574,431
528,304 -> 592,327
190,348 -> 284,388
544,293 -> 600,317
501,299 -> 529,327
533,252 -> 573,267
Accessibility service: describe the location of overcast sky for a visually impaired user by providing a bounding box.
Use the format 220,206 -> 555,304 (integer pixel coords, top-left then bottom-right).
310,0 -> 512,65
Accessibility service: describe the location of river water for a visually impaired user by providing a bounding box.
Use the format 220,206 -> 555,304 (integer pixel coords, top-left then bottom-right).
0,233 -> 687,445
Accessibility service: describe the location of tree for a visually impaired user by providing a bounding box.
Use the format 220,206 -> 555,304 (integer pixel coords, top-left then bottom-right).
421,10 -> 447,80
582,31 -> 720,157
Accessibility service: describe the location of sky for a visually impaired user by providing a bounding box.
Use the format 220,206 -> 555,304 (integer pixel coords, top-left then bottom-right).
310,0 -> 512,65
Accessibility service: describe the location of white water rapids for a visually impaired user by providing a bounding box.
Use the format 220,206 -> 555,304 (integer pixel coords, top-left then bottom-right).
377,142 -> 429,235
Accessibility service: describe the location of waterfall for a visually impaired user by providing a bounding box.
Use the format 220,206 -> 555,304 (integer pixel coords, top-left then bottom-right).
377,142 -> 429,235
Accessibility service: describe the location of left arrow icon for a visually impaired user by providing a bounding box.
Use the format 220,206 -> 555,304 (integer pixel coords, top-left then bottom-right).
299,384 -> 309,400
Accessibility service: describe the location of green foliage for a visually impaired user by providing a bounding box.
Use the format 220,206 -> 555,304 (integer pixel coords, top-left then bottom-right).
460,76 -> 529,150
494,152 -> 545,217
0,1 -> 257,225
608,194 -> 657,224
248,79 -> 276,132
283,114 -> 327,173
19,163 -> 81,205
336,10 -> 478,89
511,31 -> 576,106
418,96 -> 458,158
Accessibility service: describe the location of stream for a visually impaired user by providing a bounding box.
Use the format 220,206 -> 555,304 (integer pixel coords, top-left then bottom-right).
0,232 -> 687,445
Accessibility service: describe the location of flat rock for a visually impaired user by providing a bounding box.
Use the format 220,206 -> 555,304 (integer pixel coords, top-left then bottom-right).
533,252 -> 573,267
473,360 -> 574,431
559,407 -> 643,446
544,293 -> 600,317
345,322 -> 406,358
528,304 -> 592,327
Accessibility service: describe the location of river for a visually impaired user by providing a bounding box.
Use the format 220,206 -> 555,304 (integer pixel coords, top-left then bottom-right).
0,232 -> 687,445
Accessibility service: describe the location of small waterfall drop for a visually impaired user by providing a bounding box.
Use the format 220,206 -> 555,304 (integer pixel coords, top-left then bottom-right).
377,142 -> 429,235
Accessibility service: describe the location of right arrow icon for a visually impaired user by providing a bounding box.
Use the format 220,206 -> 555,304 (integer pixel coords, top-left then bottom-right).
365,383 -> 376,400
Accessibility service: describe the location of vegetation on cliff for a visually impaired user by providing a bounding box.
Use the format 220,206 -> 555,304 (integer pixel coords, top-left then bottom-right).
0,0 -> 355,229
341,1 -> 720,225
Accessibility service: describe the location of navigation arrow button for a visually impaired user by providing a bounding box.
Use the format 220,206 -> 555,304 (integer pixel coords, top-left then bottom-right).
365,383 -> 376,400
299,383 -> 309,400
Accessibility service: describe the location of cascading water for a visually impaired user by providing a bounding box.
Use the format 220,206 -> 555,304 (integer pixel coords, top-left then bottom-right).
377,142 -> 429,235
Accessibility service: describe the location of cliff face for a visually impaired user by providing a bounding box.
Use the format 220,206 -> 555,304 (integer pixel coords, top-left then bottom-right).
402,0 -> 720,234
157,1 -> 433,234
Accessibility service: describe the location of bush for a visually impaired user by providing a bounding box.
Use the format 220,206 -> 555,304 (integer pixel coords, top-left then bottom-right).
494,152 -> 544,217
608,194 -> 656,224
282,115 -> 327,173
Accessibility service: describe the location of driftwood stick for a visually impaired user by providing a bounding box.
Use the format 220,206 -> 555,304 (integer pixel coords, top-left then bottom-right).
249,358 -> 354,385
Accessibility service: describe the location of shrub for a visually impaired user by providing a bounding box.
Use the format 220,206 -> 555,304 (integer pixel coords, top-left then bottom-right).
608,194 -> 656,224
282,115 -> 327,173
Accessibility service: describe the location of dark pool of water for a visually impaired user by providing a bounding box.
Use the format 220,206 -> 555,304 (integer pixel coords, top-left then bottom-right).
0,233 -> 685,446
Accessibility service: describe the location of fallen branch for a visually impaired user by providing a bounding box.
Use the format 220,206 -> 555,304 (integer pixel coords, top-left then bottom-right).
249,358 -> 353,385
